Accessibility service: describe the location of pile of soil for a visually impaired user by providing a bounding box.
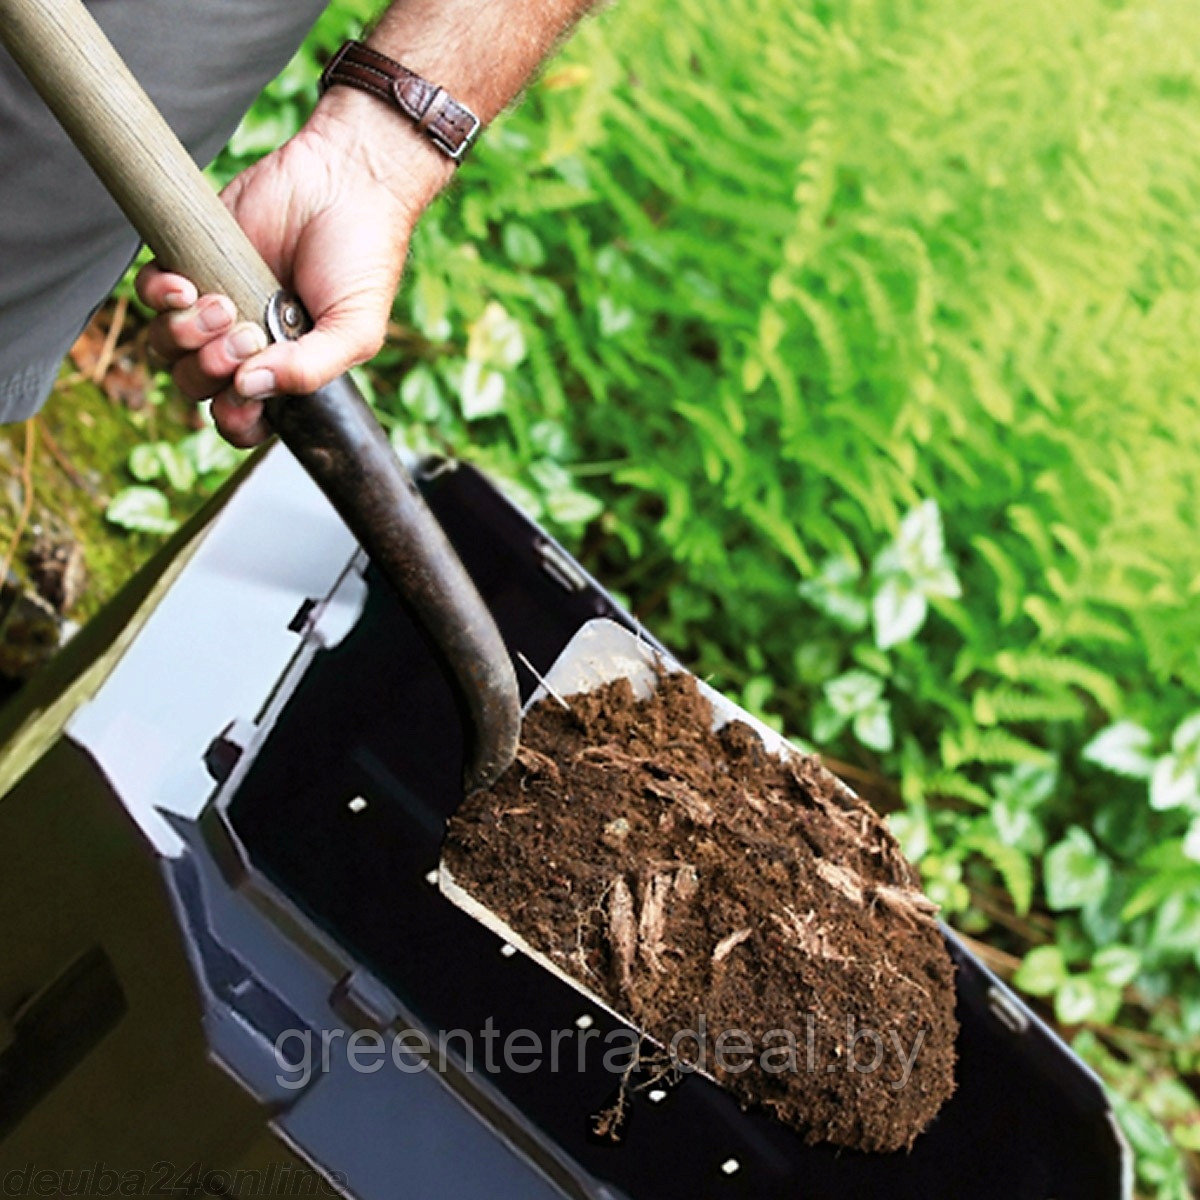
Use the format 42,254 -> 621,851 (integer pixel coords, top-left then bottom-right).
443,670 -> 958,1153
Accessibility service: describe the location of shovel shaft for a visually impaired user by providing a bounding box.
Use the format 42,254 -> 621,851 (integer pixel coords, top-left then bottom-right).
0,0 -> 522,791
0,0 -> 277,324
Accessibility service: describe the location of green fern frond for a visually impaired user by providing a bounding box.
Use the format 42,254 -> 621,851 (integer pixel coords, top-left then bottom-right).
972,686 -> 1086,727
992,650 -> 1123,715
793,289 -> 855,396
924,770 -> 994,808
963,834 -> 1034,915
942,726 -> 1055,770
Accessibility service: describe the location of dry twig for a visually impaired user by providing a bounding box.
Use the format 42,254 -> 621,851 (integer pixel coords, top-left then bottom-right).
92,295 -> 128,384
0,422 -> 37,584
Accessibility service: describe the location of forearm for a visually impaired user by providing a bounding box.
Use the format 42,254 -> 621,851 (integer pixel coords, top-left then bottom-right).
369,0 -> 594,121
309,0 -> 596,213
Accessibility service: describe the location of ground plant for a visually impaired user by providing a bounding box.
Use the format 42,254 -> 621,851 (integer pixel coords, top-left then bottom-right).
94,0 -> 1200,1191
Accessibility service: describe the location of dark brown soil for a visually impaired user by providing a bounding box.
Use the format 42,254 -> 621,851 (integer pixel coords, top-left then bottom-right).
443,671 -> 958,1153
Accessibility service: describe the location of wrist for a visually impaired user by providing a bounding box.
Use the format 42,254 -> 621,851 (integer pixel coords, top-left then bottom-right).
307,85 -> 456,218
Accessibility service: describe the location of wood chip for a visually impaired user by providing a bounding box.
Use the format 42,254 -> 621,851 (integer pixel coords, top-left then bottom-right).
516,745 -> 562,787
637,869 -> 673,971
712,927 -> 752,963
607,876 -> 637,999
815,859 -> 865,906
673,864 -> 700,901
642,776 -> 715,827
870,883 -> 939,927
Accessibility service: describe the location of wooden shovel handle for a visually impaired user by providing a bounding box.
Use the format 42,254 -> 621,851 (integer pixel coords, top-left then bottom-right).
0,0 -> 278,327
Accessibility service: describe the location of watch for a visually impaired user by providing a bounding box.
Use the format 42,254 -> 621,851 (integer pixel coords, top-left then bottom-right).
319,40 -> 481,163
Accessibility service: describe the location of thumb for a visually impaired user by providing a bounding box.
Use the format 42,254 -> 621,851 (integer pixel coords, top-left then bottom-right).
233,301 -> 387,399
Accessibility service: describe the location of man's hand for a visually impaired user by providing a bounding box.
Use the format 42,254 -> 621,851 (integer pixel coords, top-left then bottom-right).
138,0 -> 594,446
138,91 -> 452,447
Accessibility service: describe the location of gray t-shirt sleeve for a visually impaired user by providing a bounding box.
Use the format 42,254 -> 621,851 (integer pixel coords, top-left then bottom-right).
0,0 -> 327,422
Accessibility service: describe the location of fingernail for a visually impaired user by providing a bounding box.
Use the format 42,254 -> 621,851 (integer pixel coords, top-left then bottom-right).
164,285 -> 197,309
238,367 -> 276,399
196,298 -> 234,334
226,325 -> 268,361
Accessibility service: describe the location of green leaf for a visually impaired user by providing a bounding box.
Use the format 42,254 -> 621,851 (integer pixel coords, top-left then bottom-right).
993,763 -> 1058,810
458,360 -> 506,420
741,676 -> 779,727
799,556 -> 869,630
873,502 -> 960,645
1150,754 -> 1200,812
128,443 -> 163,483
886,810 -> 930,862
598,295 -> 635,336
529,420 -> 569,459
467,301 -> 527,369
824,670 -> 884,717
878,500 -> 956,581
853,701 -> 893,753
503,223 -> 546,268
1043,828 -> 1112,911
1055,975 -> 1100,1025
180,427 -> 242,477
1122,858 -> 1200,922
873,577 -> 927,648
991,800 -> 1045,856
1083,722 -> 1155,779
1150,892 -> 1200,958
1171,711 -> 1200,757
1091,945 -> 1141,989
150,444 -> 196,493
811,701 -> 848,746
400,365 -> 446,422
105,487 -> 178,536
410,271 -> 451,341
1013,945 -> 1067,996
793,641 -> 840,686
544,487 -> 604,527
1184,818 -> 1200,864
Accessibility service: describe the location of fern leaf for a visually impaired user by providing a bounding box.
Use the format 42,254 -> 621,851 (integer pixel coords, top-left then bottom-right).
964,834 -> 1034,916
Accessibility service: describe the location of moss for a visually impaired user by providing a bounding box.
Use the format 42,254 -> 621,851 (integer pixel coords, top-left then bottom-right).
0,368 -> 205,623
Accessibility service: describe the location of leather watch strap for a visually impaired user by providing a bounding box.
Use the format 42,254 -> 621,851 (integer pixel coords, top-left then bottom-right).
320,41 -> 481,162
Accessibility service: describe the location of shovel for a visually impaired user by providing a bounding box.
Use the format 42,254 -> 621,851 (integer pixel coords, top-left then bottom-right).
0,0 -> 521,794
0,0 -> 916,1074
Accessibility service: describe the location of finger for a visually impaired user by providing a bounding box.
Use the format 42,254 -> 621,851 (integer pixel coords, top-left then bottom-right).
211,388 -> 272,448
170,323 -> 269,401
145,294 -> 237,362
233,312 -> 385,401
135,263 -> 198,312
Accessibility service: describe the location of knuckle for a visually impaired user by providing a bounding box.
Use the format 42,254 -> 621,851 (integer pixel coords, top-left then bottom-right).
221,418 -> 268,450
354,328 -> 385,364
197,339 -> 233,378
288,360 -> 325,396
